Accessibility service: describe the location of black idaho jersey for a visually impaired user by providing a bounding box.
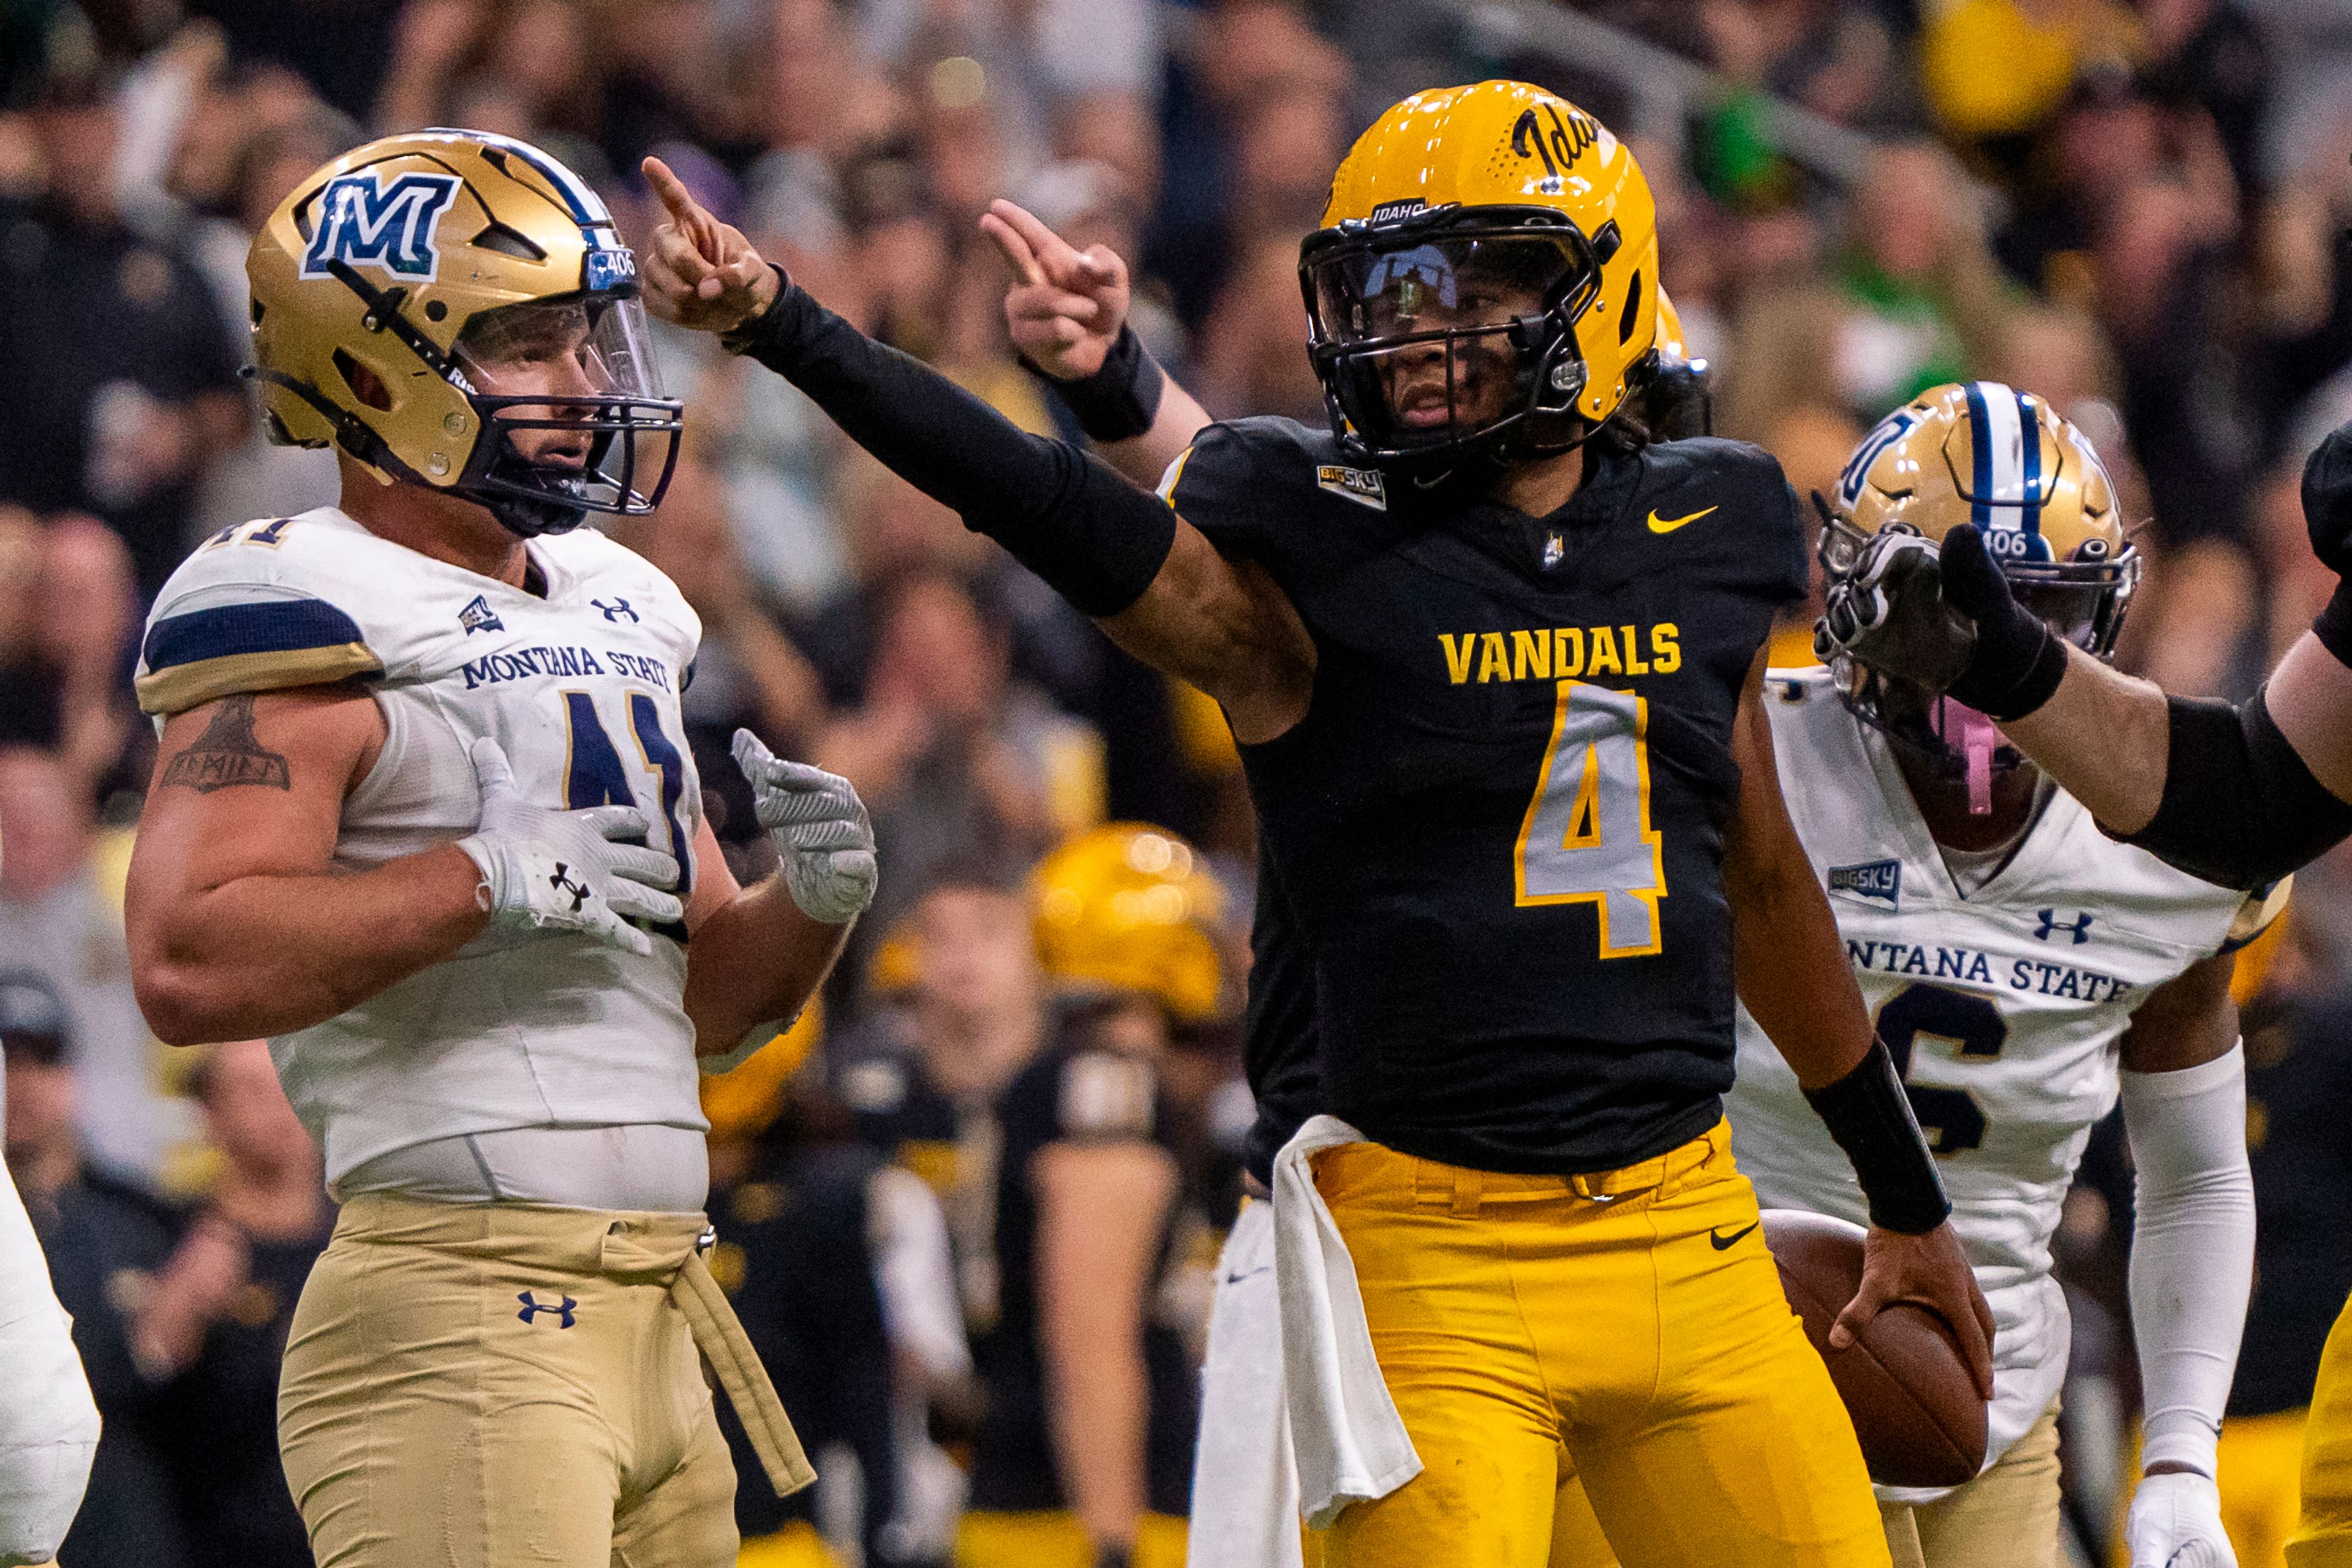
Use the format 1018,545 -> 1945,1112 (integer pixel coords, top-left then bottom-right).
1168,418 -> 1808,1174
1242,843 -> 1320,1186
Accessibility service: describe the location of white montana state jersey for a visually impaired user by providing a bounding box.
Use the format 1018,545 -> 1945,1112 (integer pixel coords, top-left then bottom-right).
137,507 -> 708,1185
1725,668 -> 2279,1494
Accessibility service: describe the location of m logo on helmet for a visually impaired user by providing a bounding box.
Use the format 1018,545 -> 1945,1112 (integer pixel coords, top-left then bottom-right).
300,170 -> 463,282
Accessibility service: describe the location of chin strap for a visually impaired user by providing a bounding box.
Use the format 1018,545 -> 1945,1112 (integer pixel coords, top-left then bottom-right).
1936,696 -> 1999,815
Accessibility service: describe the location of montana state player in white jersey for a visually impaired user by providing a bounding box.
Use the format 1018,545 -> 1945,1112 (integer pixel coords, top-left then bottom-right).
1726,384 -> 2272,1568
121,130 -> 877,1568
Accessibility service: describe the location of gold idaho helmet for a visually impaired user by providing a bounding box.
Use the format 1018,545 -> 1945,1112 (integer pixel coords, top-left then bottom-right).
247,129 -> 681,537
1822,380 -> 2138,767
1030,824 -> 1228,1025
1301,81 -> 1660,469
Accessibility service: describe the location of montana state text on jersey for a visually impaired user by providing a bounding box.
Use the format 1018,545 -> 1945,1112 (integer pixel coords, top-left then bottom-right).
1164,417 -> 1808,1175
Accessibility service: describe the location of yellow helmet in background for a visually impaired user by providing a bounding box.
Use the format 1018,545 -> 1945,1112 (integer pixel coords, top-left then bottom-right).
1030,824 -> 1229,1025
247,129 -> 681,537
1302,81 -> 1660,469
1822,381 -> 2138,775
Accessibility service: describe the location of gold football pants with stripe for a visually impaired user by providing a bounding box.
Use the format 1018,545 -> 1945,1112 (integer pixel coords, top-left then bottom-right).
1309,1120 -> 1888,1568
2291,1292 -> 2352,1567
280,1194 -> 807,1568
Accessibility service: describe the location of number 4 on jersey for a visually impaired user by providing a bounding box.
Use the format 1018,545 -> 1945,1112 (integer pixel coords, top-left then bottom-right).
1515,681 -> 1666,957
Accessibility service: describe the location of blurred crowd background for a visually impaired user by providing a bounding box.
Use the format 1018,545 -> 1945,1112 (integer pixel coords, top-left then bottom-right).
2,1 -> 2351,1565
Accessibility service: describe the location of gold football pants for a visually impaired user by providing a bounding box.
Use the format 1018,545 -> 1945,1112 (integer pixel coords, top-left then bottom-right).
1881,1406 -> 2060,1568
2291,1292 -> 2352,1567
1308,1120 -> 1888,1568
2215,1408 -> 2309,1568
280,1194 -> 809,1568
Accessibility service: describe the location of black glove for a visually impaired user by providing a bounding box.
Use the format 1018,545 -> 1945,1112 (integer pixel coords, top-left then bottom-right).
1936,524 -> 2071,720
1814,524 -> 2069,722
2302,421 -> 2352,665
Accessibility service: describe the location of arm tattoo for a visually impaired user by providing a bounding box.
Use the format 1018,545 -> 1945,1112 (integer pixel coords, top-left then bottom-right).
160,695 -> 292,793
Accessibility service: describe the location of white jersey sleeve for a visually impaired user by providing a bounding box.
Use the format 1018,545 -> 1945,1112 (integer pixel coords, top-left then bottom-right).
137,510 -> 714,1190
1724,668 -> 2278,1495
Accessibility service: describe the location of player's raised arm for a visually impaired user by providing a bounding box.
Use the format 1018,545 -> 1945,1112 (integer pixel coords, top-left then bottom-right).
979,200 -> 1211,489
638,157 -> 1313,745
1819,421 -> 2352,888
1721,645 -> 1997,1394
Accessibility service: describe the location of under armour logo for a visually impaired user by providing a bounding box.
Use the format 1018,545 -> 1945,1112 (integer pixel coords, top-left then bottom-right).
592,597 -> 639,623
548,864 -> 591,913
516,1291 -> 577,1328
2035,908 -> 2094,945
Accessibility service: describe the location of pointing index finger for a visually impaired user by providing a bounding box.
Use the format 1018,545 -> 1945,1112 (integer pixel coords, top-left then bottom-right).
979,208 -> 1044,287
641,156 -> 719,260
992,200 -> 1081,285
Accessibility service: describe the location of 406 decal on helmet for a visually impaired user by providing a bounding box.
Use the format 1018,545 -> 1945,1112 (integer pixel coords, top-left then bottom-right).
249,129 -> 682,538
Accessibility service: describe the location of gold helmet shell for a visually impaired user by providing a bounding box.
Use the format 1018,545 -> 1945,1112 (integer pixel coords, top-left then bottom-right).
1030,824 -> 1228,1025
247,128 -> 680,536
1300,81 -> 1660,468
1824,381 -> 2140,769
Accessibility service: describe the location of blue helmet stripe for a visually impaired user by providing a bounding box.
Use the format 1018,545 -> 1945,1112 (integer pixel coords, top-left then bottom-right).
2016,388 -> 2043,545
1966,381 -> 1994,530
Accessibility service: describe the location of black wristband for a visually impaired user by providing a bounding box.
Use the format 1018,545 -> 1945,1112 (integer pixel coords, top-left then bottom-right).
1801,1039 -> 1952,1234
1950,616 -> 2067,722
1026,325 -> 1166,444
2313,579 -> 2352,668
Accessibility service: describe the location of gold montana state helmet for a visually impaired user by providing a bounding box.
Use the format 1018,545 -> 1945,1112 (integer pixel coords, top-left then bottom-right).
1030,824 -> 1229,1025
247,129 -> 680,537
1823,381 -> 2138,764
1300,81 -> 1660,469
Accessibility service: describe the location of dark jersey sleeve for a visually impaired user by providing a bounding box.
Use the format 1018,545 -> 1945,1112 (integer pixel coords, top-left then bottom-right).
2124,687 -> 2352,889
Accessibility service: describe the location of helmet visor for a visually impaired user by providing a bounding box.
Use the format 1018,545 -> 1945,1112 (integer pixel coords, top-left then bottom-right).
453,293 -> 680,518
1306,233 -> 1586,345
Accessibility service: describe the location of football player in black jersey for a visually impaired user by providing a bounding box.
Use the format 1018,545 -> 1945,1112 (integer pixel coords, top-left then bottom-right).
642,82 -> 1991,1568
962,825 -> 1229,1568
982,194 -> 1711,1568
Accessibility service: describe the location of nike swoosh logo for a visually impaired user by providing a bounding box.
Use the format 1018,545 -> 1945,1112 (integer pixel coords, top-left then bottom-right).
1648,505 -> 1718,534
1224,1265 -> 1273,1284
1709,1223 -> 1759,1251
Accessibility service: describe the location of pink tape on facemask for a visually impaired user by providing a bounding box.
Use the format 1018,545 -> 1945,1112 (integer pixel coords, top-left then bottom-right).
1936,696 -> 1997,815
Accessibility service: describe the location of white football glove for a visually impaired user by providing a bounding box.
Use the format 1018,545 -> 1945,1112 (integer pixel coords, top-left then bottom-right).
2125,1471 -> 2236,1568
456,737 -> 684,957
732,728 -> 877,925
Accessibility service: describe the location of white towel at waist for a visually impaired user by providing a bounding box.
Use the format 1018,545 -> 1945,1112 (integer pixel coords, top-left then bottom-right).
1271,1115 -> 1422,1529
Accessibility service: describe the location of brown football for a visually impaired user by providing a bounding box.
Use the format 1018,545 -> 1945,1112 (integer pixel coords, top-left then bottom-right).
1761,1209 -> 1988,1488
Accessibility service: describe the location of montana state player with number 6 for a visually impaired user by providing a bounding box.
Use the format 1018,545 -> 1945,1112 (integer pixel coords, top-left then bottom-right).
643,83 -> 1991,1567
1729,385 -> 2271,1568
122,130 -> 876,1568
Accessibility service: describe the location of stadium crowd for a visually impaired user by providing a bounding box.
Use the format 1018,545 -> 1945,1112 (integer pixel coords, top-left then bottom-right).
1,0 -> 2350,1564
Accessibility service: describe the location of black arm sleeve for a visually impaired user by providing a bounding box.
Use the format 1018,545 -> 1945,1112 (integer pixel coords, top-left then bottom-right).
2123,686 -> 2352,889
724,279 -> 1176,617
